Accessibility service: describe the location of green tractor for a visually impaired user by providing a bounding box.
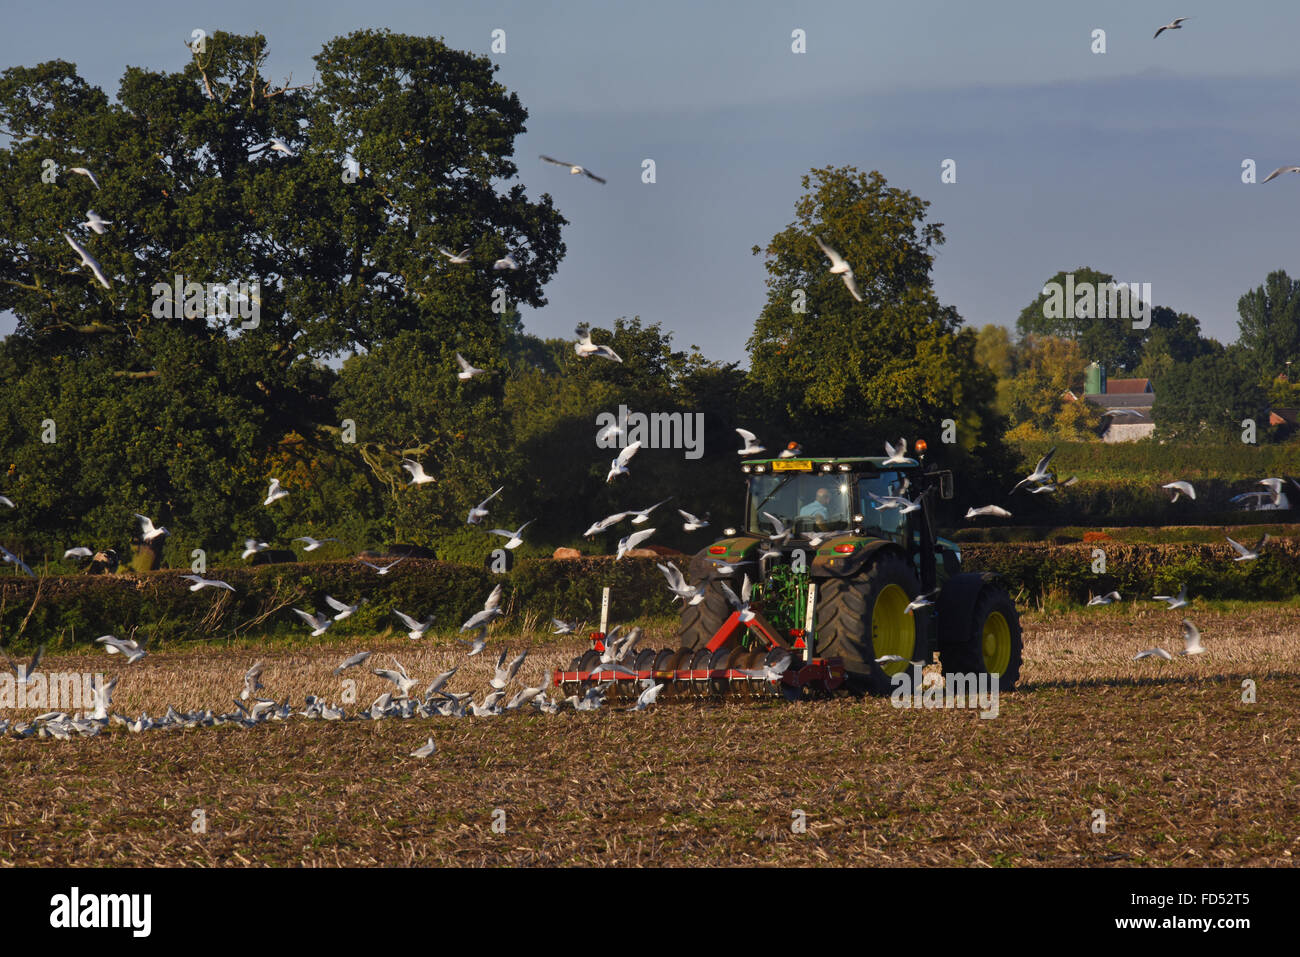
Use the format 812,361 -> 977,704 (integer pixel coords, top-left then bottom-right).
672,447 -> 1023,696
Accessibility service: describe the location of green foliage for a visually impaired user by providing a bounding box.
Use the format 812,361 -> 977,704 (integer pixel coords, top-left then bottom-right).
1151,348 -> 1267,440
1236,269 -> 1300,380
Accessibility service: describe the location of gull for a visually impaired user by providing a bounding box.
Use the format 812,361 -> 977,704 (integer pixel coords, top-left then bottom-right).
1261,165 -> 1300,184
135,513 -> 168,541
292,608 -> 333,637
882,439 -> 912,466
292,536 -> 338,551
0,495 -> 12,508
241,661 -> 265,701
490,648 -> 528,690
1087,591 -> 1122,607
438,246 -> 471,264
719,575 -> 756,623
181,574 -> 234,592
736,428 -> 766,456
678,509 -> 709,532
456,353 -> 486,380
359,555 -> 406,575
401,459 -> 435,485
264,478 -> 289,505
657,562 -> 704,605
63,232 -> 111,289
875,655 -> 906,664
263,137 -> 295,157
1030,476 -> 1077,494
493,253 -> 519,271
1134,647 -> 1173,661
1153,16 -> 1189,38
762,511 -> 794,545
814,236 -> 863,302
410,738 -> 437,759
1152,584 -> 1189,610
1162,481 -> 1196,503
616,526 -> 655,560
778,442 -> 803,459
89,677 -> 117,721
574,323 -> 622,361
628,498 -> 671,524
806,529 -> 851,547
242,538 -> 270,559
905,589 -> 940,615
606,441 -> 641,483
462,584 -> 505,632
540,155 -> 606,183
1180,619 -> 1206,657
966,505 -> 1012,519
82,210 -> 111,234
2,644 -> 44,684
63,547 -> 93,559
506,682 -> 548,711
868,491 -> 919,513
373,657 -> 419,698
1226,534 -> 1267,561
467,486 -> 503,524
628,682 -> 665,712
583,511 -> 630,537
459,625 -> 488,655
68,166 -> 100,188
571,681 -> 612,711
1,545 -> 35,577
1259,477 -> 1285,506
332,651 -> 373,675
552,618 -> 581,635
489,521 -> 532,550
95,634 -> 147,663
394,610 -> 435,640
423,667 -> 458,699
325,595 -> 362,620
739,652 -> 792,682
1011,447 -> 1058,493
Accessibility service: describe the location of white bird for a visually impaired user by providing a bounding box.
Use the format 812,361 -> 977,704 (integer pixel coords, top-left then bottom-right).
574,324 -> 622,361
571,681 -> 612,711
67,166 -> 100,188
1180,620 -> 1205,656
394,610 -> 435,640
657,562 -> 704,605
182,573 -> 234,592
134,514 -> 168,542
401,459 -> 435,486
735,428 -> 766,456
241,538 -> 270,560
89,676 -> 117,721
0,544 -> 34,577
616,527 -> 655,560
540,155 -> 606,183
467,486 -> 503,524
1262,165 -> 1300,184
292,608 -> 332,637
456,353 -> 486,380
813,236 -> 863,302
1012,447 -> 1058,493
359,556 -> 406,575
1152,584 -> 1189,610
628,499 -> 670,524
63,546 -> 93,559
264,478 -> 289,505
1087,591 -> 1122,607
462,584 -> 505,632
882,439 -> 912,466
875,655 -> 906,664
242,661 -> 265,701
1030,476 -> 1077,494
2,644 -> 43,684
719,575 -> 756,623
492,253 -> 519,270
292,536 -> 338,551
628,682 -> 665,712
1259,477 -> 1285,506
373,658 -> 418,698
0,495 -> 12,508
583,511 -> 630,537
490,648 -> 528,690
324,595 -> 362,620
260,137 -> 295,157
740,652 -> 792,682
1226,534 -> 1267,562
606,441 -> 641,483
63,231 -> 111,289
95,634 -> 147,663
1162,481 -> 1196,503
905,589 -> 939,615
966,505 -> 1012,519
778,442 -> 802,459
506,683 -> 548,711
868,491 -> 919,513
459,626 -> 489,656
82,210 -> 111,234
438,246 -> 470,264
410,737 -> 437,759
488,521 -> 532,550
423,667 -> 458,699
552,618 -> 580,635
332,651 -> 372,675
1153,16 -> 1189,38
1134,647 -> 1173,661
678,509 -> 709,532
762,511 -> 793,544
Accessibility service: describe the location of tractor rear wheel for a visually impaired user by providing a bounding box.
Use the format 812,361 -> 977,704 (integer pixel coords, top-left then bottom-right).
939,585 -> 1023,691
815,551 -> 920,696
675,577 -> 734,651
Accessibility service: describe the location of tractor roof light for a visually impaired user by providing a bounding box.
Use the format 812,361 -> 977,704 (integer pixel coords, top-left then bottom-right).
821,463 -> 833,472
754,465 -> 766,472
742,464 -> 751,473
838,464 -> 852,471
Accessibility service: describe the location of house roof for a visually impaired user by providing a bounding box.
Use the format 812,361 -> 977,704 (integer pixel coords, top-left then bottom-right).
1085,393 -> 1154,409
1106,378 -> 1153,394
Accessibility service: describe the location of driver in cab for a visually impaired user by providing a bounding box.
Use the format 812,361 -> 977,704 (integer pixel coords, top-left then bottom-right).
797,486 -> 836,530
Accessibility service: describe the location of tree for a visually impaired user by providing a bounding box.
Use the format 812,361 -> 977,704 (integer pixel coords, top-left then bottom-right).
1132,306 -> 1219,385
1152,347 -> 1266,441
1000,336 -> 1102,443
1236,269 -> 1300,379
1016,268 -> 1147,373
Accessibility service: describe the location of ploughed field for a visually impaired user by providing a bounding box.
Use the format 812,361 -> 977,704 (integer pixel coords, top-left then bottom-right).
1,604 -> 1297,867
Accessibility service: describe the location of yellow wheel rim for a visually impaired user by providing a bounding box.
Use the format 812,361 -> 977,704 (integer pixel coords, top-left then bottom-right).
872,584 -> 915,675
982,611 -> 1012,675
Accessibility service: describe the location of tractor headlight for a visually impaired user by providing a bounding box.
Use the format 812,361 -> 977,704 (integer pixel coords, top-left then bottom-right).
838,464 -> 851,471
821,463 -> 833,472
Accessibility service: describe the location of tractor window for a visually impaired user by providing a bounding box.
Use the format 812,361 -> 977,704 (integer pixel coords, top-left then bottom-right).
747,474 -> 852,535
858,472 -> 909,542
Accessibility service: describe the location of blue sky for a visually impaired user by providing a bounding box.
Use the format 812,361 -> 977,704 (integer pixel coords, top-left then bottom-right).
2,0 -> 1299,364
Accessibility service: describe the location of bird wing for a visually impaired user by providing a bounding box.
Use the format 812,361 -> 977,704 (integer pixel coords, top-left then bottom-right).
477,486 -> 504,509
736,428 -> 758,444
840,271 -> 863,302
1035,446 -> 1058,475
616,441 -> 642,467
393,610 -> 421,630
539,155 -> 572,167
484,583 -> 504,612
583,169 -> 607,183
1224,536 -> 1249,556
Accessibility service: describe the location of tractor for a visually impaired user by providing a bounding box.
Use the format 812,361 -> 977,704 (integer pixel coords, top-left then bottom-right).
553,443 -> 1023,700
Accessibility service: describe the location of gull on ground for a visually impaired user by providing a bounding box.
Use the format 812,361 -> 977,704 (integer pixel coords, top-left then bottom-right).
264,478 -> 289,505
628,682 -> 665,712
814,236 -> 863,302
456,353 -> 485,379
181,574 -> 234,592
574,323 -> 622,361
410,737 -> 437,759
292,608 -> 332,637
63,232 -> 111,289
606,441 -> 641,483
95,634 -> 147,663
292,536 -> 338,551
1162,481 -> 1196,503
467,486 -> 503,524
735,428 -> 765,456
540,155 -> 606,183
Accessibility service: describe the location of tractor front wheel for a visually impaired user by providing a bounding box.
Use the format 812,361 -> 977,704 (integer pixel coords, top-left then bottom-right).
939,585 -> 1023,692
815,551 -> 920,696
675,577 -> 735,651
